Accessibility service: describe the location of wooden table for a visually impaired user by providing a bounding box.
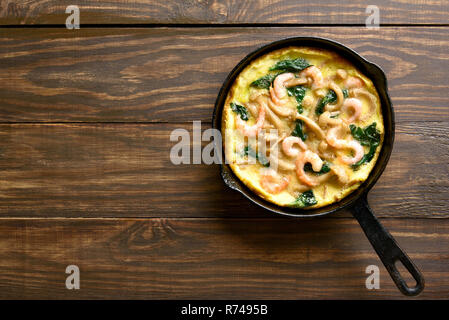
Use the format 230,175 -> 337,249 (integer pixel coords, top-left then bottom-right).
0,0 -> 448,299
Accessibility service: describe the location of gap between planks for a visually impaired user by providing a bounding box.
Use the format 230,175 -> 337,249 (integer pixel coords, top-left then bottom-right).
1,24 -> 449,29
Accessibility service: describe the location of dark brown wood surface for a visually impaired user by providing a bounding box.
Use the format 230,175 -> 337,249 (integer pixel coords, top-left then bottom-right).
0,27 -> 448,123
0,0 -> 448,25
0,218 -> 447,299
0,122 -> 447,218
0,0 -> 448,300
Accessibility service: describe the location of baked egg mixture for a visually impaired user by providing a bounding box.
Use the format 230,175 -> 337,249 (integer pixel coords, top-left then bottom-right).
222,46 -> 384,209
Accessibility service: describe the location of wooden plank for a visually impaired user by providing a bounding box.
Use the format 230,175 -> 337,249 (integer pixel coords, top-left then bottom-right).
0,217 -> 447,299
0,122 -> 447,218
0,0 -> 448,25
0,27 -> 448,123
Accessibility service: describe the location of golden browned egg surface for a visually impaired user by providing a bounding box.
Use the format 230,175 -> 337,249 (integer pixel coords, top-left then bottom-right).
222,46 -> 384,209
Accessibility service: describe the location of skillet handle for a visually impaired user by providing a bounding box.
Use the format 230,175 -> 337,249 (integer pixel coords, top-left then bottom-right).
351,195 -> 424,296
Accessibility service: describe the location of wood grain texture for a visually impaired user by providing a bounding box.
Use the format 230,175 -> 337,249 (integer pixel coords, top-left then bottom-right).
0,0 -> 448,25
0,0 -> 448,300
0,122 -> 447,218
0,217 -> 447,299
0,27 -> 448,123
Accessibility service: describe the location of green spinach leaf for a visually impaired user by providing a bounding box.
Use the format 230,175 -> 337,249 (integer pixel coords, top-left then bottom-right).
349,122 -> 381,169
304,162 -> 331,175
349,122 -> 380,146
270,58 -> 311,73
316,90 -> 337,115
250,74 -> 277,89
287,85 -> 307,114
230,102 -> 249,121
243,146 -> 270,167
291,119 -> 307,141
290,190 -> 317,208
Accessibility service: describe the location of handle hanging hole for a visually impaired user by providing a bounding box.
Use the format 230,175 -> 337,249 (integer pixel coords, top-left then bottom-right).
394,259 -> 418,289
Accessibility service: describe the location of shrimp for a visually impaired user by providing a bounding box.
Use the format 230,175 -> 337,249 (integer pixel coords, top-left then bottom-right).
236,99 -> 266,137
344,76 -> 364,89
282,136 -> 308,157
339,140 -> 364,165
349,88 -> 377,121
260,172 -> 290,194
270,72 -> 295,105
318,140 -> 335,161
341,98 -> 362,123
273,73 -> 295,98
326,126 -> 347,149
300,66 -> 324,89
326,126 -> 364,165
330,164 -> 349,184
269,87 -> 284,106
295,150 -> 324,187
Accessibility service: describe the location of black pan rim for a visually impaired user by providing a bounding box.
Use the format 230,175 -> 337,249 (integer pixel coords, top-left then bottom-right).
212,36 -> 395,218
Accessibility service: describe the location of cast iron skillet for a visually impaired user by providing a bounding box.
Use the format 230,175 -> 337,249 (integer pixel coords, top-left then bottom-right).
212,37 -> 424,296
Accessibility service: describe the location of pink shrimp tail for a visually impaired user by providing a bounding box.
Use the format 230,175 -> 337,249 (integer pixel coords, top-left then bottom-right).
260,174 -> 290,194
